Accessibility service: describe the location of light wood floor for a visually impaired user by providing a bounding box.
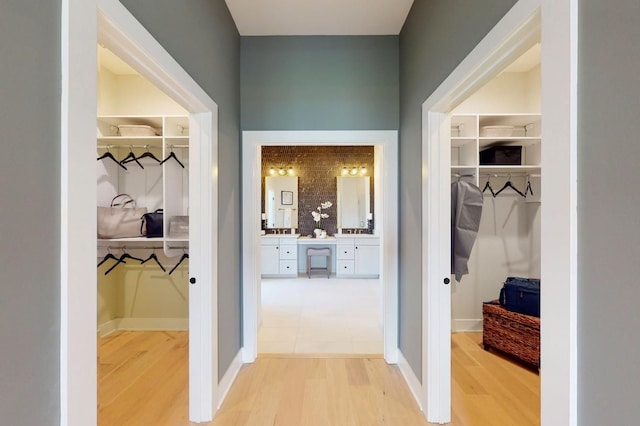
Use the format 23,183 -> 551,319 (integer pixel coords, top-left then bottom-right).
98,331 -> 539,425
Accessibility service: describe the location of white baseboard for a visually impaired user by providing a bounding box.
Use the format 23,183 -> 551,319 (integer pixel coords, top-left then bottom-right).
216,349 -> 244,410
98,317 -> 189,336
397,350 -> 424,413
452,318 -> 483,333
98,319 -> 118,337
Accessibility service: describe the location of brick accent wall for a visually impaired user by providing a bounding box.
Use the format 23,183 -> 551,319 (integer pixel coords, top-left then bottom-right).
262,146 -> 374,236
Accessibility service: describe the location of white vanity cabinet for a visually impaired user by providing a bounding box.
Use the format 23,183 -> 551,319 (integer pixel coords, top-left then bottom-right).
260,235 -> 299,277
335,236 -> 380,278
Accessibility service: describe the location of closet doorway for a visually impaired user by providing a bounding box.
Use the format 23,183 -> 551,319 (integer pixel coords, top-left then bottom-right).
242,131 -> 399,364
448,42 -> 542,424
62,1 -> 218,423
420,3 -> 577,424
95,45 -> 192,422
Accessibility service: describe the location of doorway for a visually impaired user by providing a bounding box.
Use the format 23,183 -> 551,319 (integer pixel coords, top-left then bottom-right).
420,2 -> 577,424
242,131 -> 399,364
259,145 -> 382,355
62,1 -> 218,423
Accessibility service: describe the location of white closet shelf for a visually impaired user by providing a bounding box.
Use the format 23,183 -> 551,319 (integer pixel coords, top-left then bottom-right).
479,137 -> 541,148
97,136 -> 163,146
479,165 -> 541,174
98,237 -> 164,243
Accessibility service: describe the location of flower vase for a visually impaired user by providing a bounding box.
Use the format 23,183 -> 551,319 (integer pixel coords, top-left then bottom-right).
314,228 -> 323,238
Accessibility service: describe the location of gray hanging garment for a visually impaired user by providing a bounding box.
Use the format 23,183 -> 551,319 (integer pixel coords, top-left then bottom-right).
451,181 -> 483,282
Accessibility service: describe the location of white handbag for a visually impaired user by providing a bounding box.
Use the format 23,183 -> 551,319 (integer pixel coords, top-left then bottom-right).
97,194 -> 147,239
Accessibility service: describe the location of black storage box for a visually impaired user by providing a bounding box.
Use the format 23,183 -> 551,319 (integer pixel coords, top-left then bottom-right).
480,146 -> 522,165
499,277 -> 540,317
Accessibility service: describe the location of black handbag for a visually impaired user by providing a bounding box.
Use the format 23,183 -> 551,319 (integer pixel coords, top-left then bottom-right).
141,209 -> 164,238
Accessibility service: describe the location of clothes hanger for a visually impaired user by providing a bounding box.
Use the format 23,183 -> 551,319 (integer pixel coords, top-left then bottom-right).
141,248 -> 166,272
104,249 -> 145,275
168,249 -> 189,275
133,145 -> 162,164
120,145 -> 145,169
97,146 -> 127,170
97,247 -> 125,268
482,176 -> 496,197
160,145 -> 185,169
524,175 -> 534,197
495,174 -> 526,197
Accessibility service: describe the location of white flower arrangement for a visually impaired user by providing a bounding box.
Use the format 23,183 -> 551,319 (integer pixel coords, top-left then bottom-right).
311,201 -> 332,229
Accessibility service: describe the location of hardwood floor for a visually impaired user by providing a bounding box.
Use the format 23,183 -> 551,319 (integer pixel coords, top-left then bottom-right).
98,331 -> 539,425
450,333 -> 540,426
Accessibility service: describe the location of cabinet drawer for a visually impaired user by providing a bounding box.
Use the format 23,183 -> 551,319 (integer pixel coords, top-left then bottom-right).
337,245 -> 355,260
355,237 -> 379,246
336,260 -> 355,275
279,244 -> 297,260
279,260 -> 298,276
260,236 -> 279,246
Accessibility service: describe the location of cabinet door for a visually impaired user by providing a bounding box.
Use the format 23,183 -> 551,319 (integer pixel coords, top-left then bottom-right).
261,245 -> 279,275
355,244 -> 380,276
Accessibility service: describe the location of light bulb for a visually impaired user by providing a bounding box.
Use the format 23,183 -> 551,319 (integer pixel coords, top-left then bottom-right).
287,167 -> 294,176
350,167 -> 358,176
269,167 -> 275,176
341,167 -> 348,176
360,166 -> 367,175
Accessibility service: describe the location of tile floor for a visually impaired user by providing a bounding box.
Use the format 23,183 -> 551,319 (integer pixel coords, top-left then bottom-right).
258,276 -> 383,355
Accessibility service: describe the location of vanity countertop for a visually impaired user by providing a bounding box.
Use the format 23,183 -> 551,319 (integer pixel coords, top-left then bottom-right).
261,233 -> 300,238
334,233 -> 378,238
297,236 -> 337,244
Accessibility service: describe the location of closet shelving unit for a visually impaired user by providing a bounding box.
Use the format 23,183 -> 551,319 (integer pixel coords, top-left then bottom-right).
97,115 -> 189,257
451,113 -> 542,187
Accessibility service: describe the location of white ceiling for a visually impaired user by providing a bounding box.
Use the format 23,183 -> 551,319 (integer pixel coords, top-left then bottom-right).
224,0 -> 415,36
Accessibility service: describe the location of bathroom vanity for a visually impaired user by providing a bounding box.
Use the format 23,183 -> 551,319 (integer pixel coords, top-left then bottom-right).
260,234 -> 379,278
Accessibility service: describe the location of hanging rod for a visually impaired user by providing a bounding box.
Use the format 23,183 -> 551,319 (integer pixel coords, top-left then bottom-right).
480,173 -> 541,178
98,245 -> 188,251
168,144 -> 189,148
97,144 -> 161,149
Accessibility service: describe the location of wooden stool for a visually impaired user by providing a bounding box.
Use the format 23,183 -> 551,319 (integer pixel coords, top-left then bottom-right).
307,247 -> 331,278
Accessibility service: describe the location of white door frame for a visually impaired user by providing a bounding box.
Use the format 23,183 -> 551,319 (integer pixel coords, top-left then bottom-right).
241,131 -> 398,364
421,0 -> 577,424
61,0 -> 218,424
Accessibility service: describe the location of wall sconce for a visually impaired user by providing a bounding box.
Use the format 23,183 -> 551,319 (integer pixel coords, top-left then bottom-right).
341,166 -> 368,176
269,166 -> 294,176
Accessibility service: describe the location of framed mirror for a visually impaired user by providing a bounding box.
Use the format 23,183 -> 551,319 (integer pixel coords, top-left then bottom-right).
265,176 -> 298,229
337,176 -> 370,229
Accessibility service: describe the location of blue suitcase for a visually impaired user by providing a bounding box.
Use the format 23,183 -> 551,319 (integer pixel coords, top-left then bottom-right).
499,277 -> 540,317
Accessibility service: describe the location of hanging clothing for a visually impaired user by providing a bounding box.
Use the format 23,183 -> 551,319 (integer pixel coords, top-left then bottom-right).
451,181 -> 483,282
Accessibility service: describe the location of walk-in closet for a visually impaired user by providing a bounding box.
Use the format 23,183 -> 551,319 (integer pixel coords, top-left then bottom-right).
96,46 -> 191,422
450,43 -> 541,424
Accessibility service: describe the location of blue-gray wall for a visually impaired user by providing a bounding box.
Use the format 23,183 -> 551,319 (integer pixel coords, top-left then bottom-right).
578,0 -> 640,424
399,0 -> 517,379
0,0 -> 61,423
119,0 -> 242,380
241,36 -> 399,130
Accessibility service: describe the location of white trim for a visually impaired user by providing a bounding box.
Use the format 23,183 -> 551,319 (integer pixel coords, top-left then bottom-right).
422,111 -> 452,423
242,131 -> 398,364
421,0 -> 577,425
62,0 -> 219,424
452,320 -> 483,333
217,350 -> 244,410
98,318 -> 190,337
397,350 -> 424,413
